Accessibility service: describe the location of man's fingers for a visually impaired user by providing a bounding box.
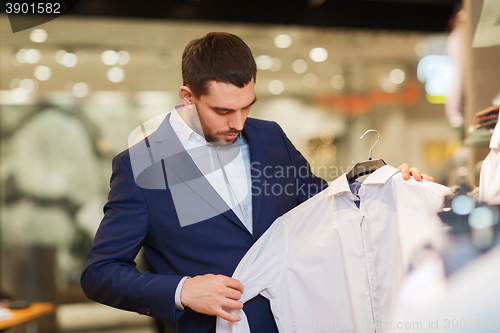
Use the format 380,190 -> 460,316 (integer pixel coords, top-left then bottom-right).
216,305 -> 242,322
398,163 -> 410,180
422,174 -> 434,182
181,274 -> 244,316
221,298 -> 244,311
223,287 -> 243,301
397,164 -> 435,182
221,276 -> 244,294
410,167 -> 422,181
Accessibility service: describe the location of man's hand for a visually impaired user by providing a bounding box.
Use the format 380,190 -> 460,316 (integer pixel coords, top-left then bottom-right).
180,274 -> 244,322
397,163 -> 434,182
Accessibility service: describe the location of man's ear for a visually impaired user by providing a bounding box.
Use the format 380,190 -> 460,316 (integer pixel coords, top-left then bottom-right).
179,86 -> 195,105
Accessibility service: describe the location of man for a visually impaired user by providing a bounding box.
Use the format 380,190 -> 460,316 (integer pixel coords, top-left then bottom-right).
81,32 -> 431,333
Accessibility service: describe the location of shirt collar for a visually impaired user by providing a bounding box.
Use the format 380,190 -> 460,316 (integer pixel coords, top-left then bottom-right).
328,164 -> 399,196
169,104 -> 208,148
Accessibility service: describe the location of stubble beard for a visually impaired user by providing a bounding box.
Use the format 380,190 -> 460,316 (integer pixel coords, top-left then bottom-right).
196,104 -> 240,146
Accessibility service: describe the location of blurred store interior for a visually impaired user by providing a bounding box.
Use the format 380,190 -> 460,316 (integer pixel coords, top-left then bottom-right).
1,0 -> 500,331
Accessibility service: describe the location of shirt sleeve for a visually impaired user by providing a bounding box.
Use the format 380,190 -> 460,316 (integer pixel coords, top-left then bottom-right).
396,178 -> 453,270
216,217 -> 289,333
175,276 -> 189,310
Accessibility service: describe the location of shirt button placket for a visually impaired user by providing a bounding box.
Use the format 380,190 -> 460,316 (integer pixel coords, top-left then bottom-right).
361,212 -> 380,332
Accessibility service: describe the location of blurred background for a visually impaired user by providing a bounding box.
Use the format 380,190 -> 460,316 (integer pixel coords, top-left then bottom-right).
0,0 -> 499,331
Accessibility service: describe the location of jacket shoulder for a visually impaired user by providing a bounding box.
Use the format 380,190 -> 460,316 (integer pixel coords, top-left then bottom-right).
245,117 -> 279,128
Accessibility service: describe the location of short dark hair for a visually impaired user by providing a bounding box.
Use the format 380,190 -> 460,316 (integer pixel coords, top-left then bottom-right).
182,32 -> 257,97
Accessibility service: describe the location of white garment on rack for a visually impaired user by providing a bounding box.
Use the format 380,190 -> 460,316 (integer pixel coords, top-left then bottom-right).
391,244 -> 500,333
216,165 -> 451,333
479,110 -> 500,204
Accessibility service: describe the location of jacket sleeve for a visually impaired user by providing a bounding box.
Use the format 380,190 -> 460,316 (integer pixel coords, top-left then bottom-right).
273,122 -> 328,204
81,153 -> 185,322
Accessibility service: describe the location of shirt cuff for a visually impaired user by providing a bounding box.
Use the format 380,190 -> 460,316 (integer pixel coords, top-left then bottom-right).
175,276 -> 190,310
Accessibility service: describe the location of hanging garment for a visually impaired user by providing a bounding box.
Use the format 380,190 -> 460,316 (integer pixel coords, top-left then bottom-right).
216,165 -> 451,333
390,243 -> 500,333
472,106 -> 499,131
479,110 -> 500,204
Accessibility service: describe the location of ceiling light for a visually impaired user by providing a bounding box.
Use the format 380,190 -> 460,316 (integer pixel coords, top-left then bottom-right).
30,29 -> 48,43
20,78 -> 38,93
73,82 -> 89,98
34,66 -> 52,81
27,49 -> 41,64
417,55 -> 453,99
415,42 -> 429,57
309,47 -> 328,62
55,50 -> 67,64
16,49 -> 29,63
303,73 -> 318,88
256,55 -> 273,70
62,53 -> 78,67
389,69 -> 405,84
292,59 -> 308,74
268,80 -> 284,95
107,67 -> 125,83
274,34 -> 292,48
101,50 -> 119,66
118,50 -> 130,65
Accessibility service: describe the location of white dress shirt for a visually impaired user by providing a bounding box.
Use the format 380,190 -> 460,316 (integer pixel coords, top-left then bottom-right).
479,111 -> 500,204
169,104 -> 253,309
169,104 -> 253,232
216,165 -> 451,333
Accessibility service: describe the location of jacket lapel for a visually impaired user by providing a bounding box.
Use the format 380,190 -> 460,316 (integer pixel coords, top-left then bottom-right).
242,120 -> 267,240
151,113 -> 249,232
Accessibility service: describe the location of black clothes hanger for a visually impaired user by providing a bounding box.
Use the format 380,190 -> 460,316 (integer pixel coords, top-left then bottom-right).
347,129 -> 386,183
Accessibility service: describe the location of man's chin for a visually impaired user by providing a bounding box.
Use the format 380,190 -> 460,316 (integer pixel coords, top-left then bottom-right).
207,133 -> 239,146
211,139 -> 237,147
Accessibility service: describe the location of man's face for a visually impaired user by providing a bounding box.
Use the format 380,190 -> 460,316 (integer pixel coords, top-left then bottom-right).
191,80 -> 256,145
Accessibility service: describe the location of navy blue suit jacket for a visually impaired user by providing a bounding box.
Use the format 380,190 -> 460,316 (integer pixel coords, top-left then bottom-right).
81,114 -> 327,333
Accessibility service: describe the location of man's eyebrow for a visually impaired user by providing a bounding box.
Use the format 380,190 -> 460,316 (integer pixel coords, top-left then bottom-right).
212,96 -> 257,112
246,96 -> 258,108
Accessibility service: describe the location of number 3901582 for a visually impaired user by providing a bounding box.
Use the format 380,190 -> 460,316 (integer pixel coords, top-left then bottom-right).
5,3 -> 61,14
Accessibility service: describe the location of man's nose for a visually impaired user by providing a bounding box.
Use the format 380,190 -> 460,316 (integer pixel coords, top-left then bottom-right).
228,110 -> 244,131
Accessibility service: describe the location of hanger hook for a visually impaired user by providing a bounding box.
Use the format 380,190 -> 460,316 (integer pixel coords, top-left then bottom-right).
359,129 -> 380,160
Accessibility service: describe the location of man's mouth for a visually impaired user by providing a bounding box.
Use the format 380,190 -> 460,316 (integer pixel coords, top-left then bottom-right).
222,132 -> 239,141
